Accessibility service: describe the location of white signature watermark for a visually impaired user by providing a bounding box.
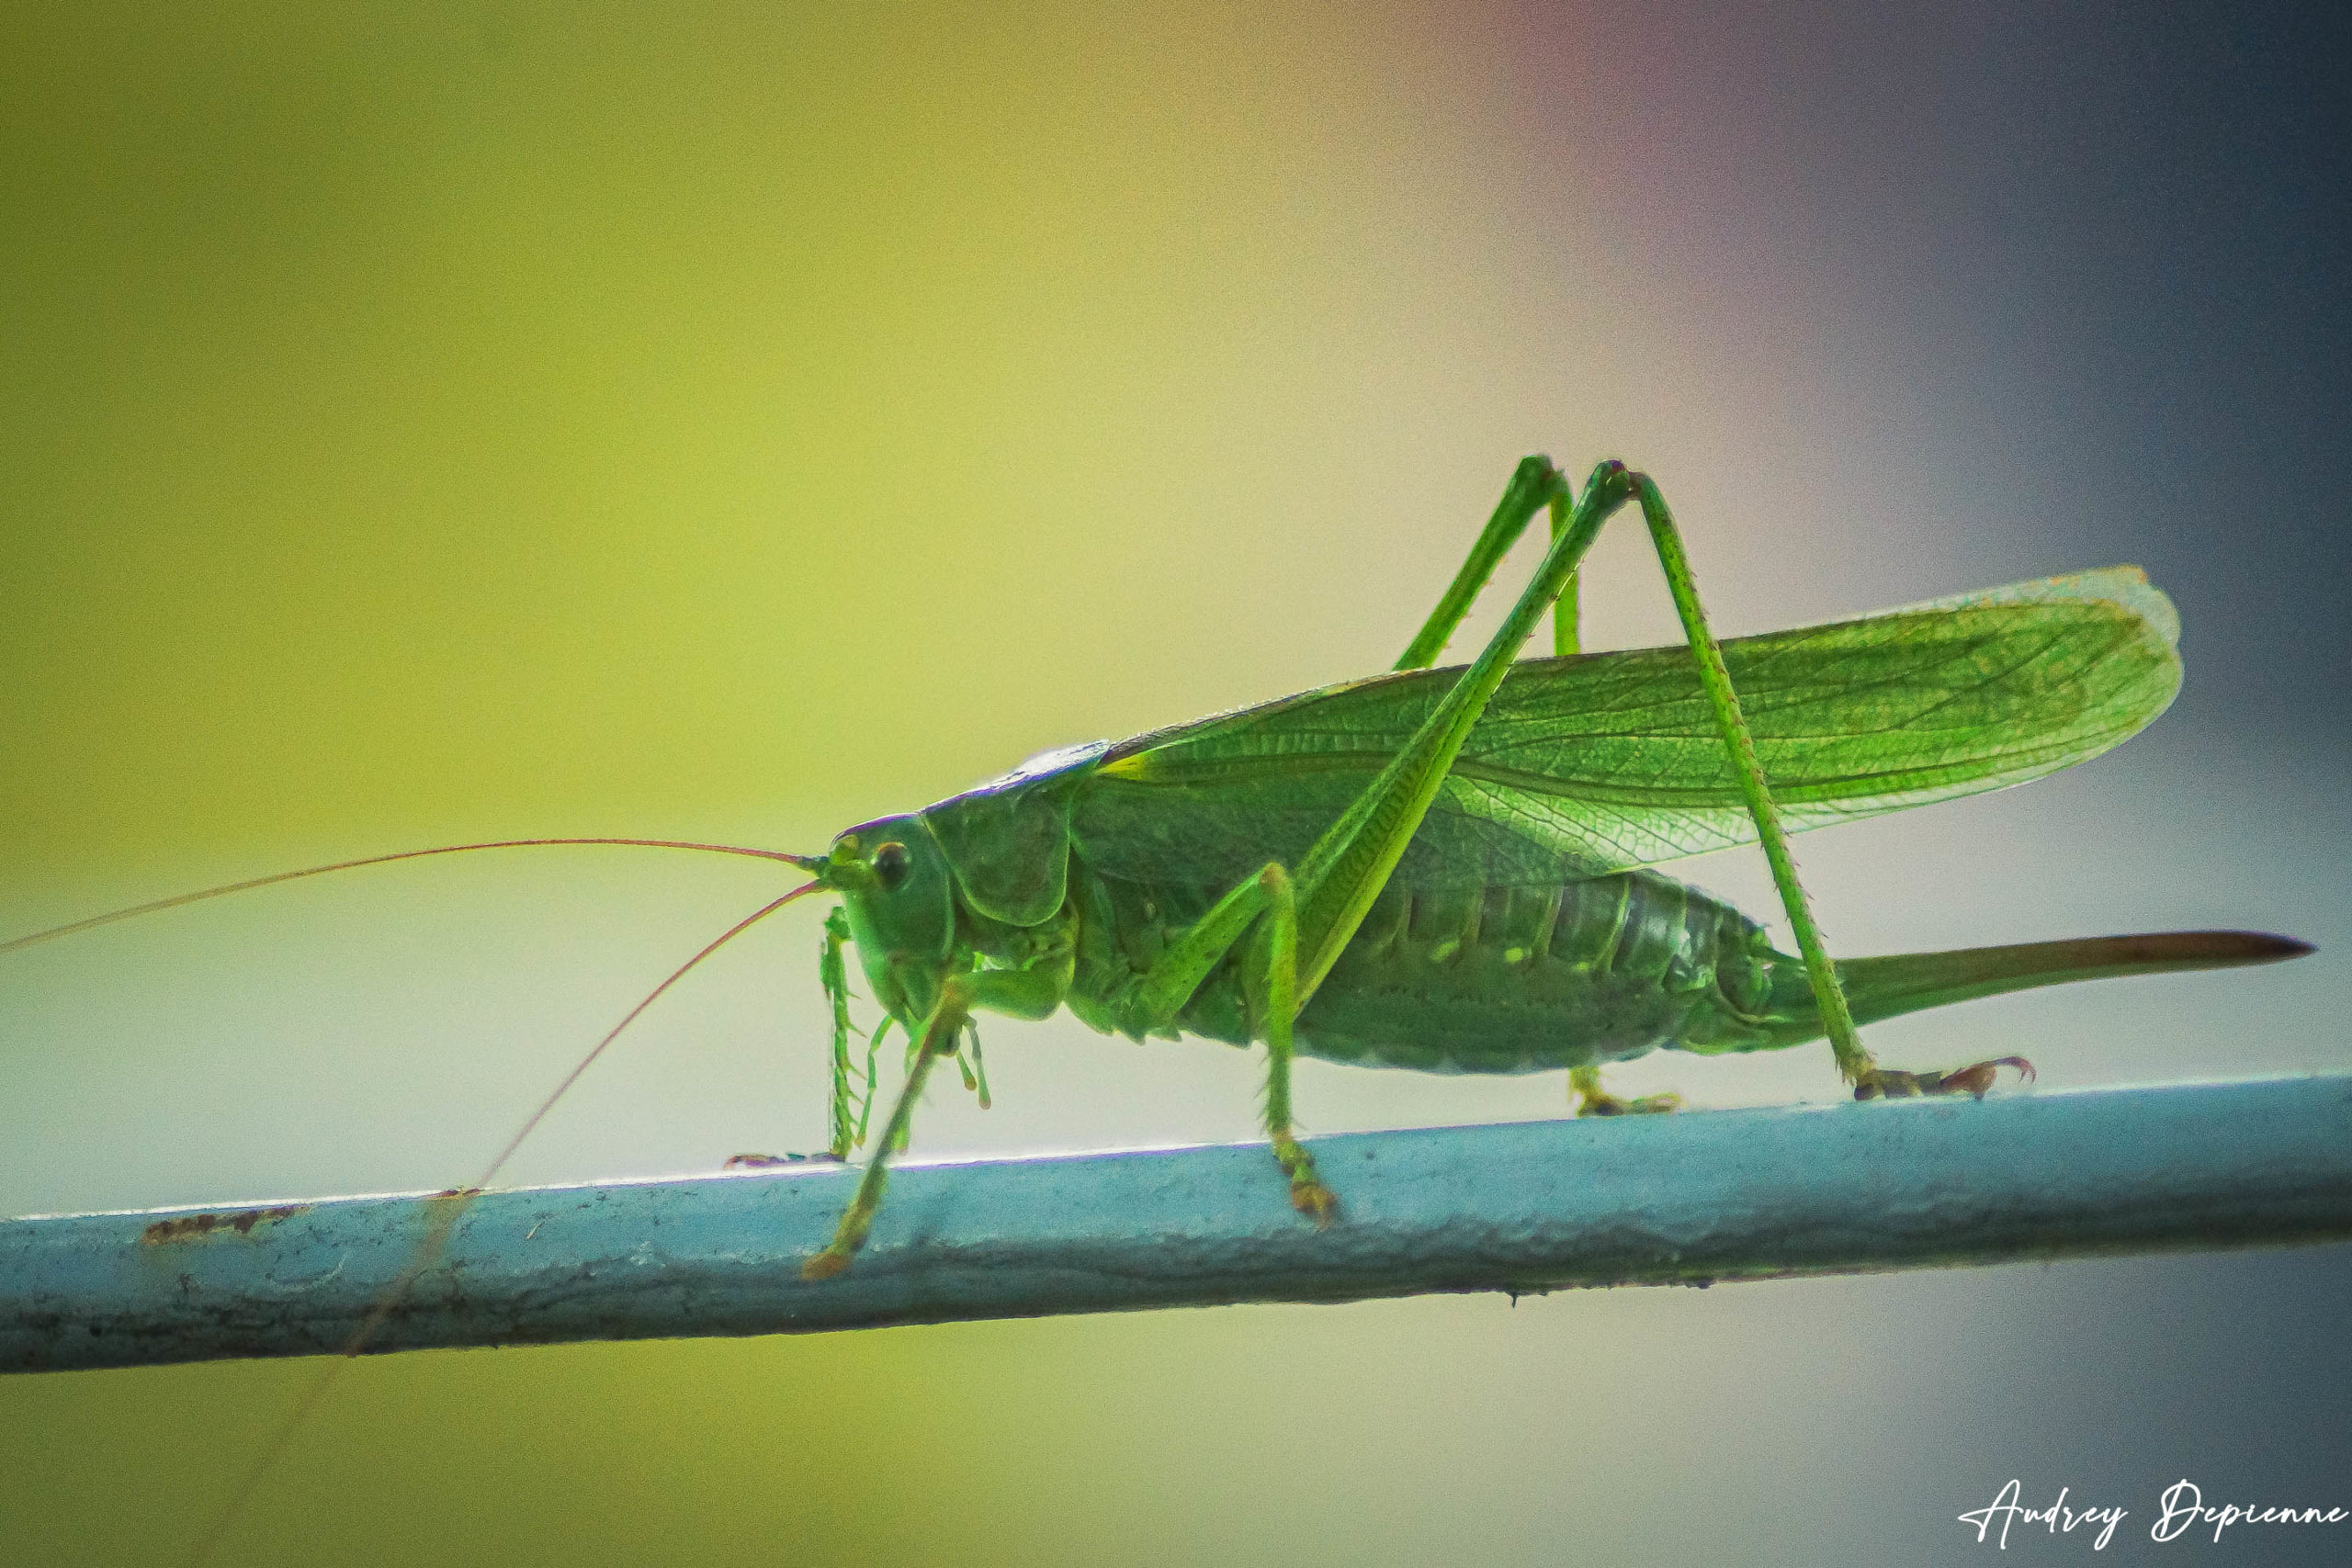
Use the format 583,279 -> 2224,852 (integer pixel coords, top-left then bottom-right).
1957,1479 -> 2347,1550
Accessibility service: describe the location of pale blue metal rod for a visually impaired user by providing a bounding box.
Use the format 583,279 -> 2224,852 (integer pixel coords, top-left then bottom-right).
6,1074 -> 2349,1375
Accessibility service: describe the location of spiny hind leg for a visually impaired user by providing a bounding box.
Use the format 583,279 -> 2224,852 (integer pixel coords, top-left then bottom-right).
1568,1065 -> 1682,1117
1396,463 -> 1879,1102
1623,474 -> 1885,1090
1853,1056 -> 2035,1100
1395,456 -> 1578,669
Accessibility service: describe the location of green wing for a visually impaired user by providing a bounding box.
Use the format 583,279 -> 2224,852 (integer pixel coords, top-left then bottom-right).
1069,568 -> 2181,891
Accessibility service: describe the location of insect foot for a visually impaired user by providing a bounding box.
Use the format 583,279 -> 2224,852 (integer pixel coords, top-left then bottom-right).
1273,1134 -> 1339,1225
723,1151 -> 843,1168
802,1186 -> 885,1280
1575,1089 -> 1686,1117
1569,1066 -> 1683,1117
1853,1056 -> 2036,1100
801,1246 -> 854,1281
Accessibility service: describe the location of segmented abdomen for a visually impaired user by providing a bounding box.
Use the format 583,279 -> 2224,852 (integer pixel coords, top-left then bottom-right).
1067,863 -> 1791,1073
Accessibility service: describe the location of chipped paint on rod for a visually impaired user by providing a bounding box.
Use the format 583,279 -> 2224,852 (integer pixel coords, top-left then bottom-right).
5,1074 -> 2350,1374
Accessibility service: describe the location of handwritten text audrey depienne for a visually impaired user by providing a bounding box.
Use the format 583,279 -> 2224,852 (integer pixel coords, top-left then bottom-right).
1957,1479 -> 2348,1550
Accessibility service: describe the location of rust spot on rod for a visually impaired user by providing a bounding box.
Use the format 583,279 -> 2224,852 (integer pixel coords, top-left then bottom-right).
141,1205 -> 309,1245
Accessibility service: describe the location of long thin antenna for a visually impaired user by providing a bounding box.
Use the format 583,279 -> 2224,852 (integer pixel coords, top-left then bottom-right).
180,877 -> 827,1567
1,837 -> 811,957
0,846 -> 813,959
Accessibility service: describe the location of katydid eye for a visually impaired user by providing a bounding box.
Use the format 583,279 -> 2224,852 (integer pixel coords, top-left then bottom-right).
873,840 -> 910,890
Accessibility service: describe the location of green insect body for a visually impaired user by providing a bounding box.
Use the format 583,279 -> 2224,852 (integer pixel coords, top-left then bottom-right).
786,460 -> 2305,1278
8,455 -> 2312,1568
816,644 -> 2282,1090
6,456 -> 2311,1285
1090,866 -> 1778,1071
902,840 -> 2285,1080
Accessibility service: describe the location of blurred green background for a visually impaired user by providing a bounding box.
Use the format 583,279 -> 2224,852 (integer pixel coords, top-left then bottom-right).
5,5 -> 2347,1563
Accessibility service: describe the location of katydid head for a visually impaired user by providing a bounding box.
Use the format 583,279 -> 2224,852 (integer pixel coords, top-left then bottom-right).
810,816 -> 956,1024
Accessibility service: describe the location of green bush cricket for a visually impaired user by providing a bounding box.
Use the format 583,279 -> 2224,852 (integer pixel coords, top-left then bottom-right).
7,454 -> 2308,1288
764,454 -> 2307,1274
5,452 -> 2312,1562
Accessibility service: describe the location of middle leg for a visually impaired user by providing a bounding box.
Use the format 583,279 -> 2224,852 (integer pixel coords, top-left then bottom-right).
1110,861 -> 1335,1219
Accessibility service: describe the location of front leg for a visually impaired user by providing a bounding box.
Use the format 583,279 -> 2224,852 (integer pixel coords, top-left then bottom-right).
801,957 -> 1066,1280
